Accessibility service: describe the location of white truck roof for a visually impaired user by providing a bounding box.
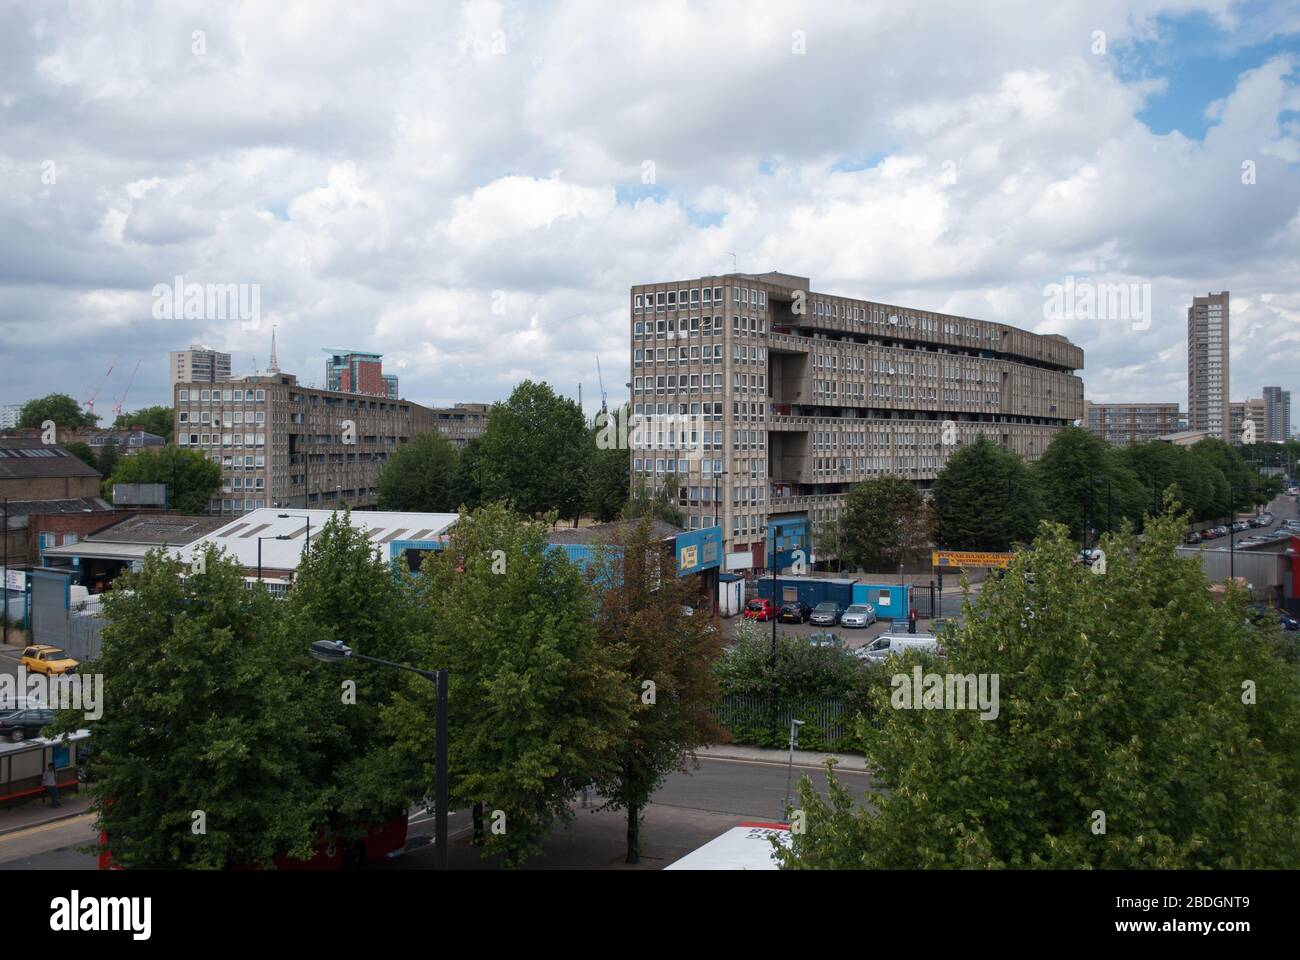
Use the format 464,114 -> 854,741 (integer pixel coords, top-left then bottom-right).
664,822 -> 791,870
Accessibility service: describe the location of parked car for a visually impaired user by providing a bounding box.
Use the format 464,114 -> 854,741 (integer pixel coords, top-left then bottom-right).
856,633 -> 940,663
1232,520 -> 1251,533
807,631 -> 841,648
19,645 -> 78,676
0,707 -> 56,743
809,602 -> 842,626
1184,531 -> 1203,545
778,600 -> 812,623
743,598 -> 776,622
839,604 -> 877,628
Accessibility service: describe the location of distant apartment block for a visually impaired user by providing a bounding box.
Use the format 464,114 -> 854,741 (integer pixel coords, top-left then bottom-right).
170,345 -> 232,388
1187,292 -> 1229,443
1263,386 -> 1291,443
174,371 -> 434,514
431,402 -> 491,448
323,349 -> 398,399
0,404 -> 21,430
629,271 -> 1084,566
1085,401 -> 1181,446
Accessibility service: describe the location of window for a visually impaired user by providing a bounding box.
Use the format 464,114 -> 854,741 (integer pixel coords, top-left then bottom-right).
635,294 -> 643,310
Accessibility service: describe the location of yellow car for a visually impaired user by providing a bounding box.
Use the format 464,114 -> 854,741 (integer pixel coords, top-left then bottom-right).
19,645 -> 79,676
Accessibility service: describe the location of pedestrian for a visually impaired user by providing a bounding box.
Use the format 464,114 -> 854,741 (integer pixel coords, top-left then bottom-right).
908,607 -> 917,634
42,763 -> 60,808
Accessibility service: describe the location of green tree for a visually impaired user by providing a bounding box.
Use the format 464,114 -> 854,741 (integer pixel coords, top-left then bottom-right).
813,517 -> 846,572
623,475 -> 683,527
64,441 -> 98,472
281,511 -> 426,843
95,439 -> 120,481
931,435 -> 1041,550
586,422 -> 630,523
477,380 -> 589,521
588,518 -> 724,863
374,432 -> 459,512
19,392 -> 98,429
775,510 -> 1300,869
51,547 -> 324,868
385,502 -> 634,866
106,446 -> 221,514
449,437 -> 483,511
1033,426 -> 1145,541
842,476 -> 929,572
113,405 -> 174,442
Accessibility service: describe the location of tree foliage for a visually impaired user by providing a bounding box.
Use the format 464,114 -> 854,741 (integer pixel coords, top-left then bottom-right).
931,435 -> 1041,550
842,476 -> 929,572
477,380 -> 589,521
587,518 -> 724,862
374,431 -> 459,512
19,392 -> 98,428
106,446 -> 221,514
113,405 -> 174,442
385,502 -> 634,866
776,509 -> 1300,869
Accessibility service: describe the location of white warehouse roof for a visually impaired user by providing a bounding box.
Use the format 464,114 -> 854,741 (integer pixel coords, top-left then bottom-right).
172,508 -> 459,572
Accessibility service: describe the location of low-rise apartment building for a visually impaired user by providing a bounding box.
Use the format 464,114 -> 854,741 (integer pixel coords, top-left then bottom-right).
174,371 -> 435,514
1086,401 -> 1181,446
628,271 -> 1084,566
431,402 -> 490,448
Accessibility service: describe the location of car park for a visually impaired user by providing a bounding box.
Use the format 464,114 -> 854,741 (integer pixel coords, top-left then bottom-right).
839,604 -> 877,628
809,601 -> 842,626
778,600 -> 812,624
743,598 -> 776,622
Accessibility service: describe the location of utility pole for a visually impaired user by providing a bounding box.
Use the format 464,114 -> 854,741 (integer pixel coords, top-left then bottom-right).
2,498 -> 8,646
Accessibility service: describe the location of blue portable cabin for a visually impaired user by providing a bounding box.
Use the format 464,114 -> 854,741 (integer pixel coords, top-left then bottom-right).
755,575 -> 858,609
851,582 -> 910,619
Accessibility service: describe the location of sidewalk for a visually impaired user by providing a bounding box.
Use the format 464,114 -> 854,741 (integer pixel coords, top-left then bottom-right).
698,743 -> 869,772
0,790 -> 91,836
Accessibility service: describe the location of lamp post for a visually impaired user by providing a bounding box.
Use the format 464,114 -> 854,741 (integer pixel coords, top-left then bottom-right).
257,534 -> 291,582
1228,483 -> 1239,582
1093,476 -> 1112,537
310,640 -> 448,869
277,513 -> 313,558
783,718 -> 805,818
2,497 -> 8,646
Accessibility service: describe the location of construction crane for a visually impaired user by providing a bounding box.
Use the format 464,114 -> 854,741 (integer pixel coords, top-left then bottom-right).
111,359 -> 142,420
84,355 -> 120,418
595,356 -> 608,413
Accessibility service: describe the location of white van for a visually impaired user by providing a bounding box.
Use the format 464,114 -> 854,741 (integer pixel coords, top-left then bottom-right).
855,633 -> 940,663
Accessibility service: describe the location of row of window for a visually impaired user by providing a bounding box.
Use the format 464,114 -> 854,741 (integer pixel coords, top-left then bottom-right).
634,286 -> 771,312
633,374 -> 725,393
180,433 -> 267,448
179,410 -> 267,425
634,458 -> 725,474
179,388 -> 266,403
634,344 -> 725,363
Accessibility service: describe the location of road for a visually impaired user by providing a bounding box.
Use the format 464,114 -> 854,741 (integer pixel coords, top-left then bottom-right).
0,753 -> 873,870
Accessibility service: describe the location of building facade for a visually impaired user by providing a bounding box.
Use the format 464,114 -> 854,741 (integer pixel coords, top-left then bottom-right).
323,350 -> 399,399
431,402 -> 491,448
1187,292 -> 1229,443
1263,386 -> 1291,443
174,371 -> 434,514
1085,401 -> 1180,446
0,404 -> 20,430
170,345 -> 232,388
628,272 -> 1084,565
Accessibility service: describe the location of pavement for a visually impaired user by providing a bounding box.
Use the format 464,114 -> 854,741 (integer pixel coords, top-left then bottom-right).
0,790 -> 92,836
698,742 -> 869,772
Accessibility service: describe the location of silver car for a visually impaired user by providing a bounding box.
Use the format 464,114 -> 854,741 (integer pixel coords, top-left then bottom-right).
840,603 -> 877,628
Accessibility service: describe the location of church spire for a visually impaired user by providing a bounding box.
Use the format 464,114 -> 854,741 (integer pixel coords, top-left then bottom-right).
268,323 -> 280,373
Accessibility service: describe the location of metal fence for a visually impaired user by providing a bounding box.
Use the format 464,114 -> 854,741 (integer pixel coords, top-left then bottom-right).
66,614 -> 105,662
714,693 -> 866,751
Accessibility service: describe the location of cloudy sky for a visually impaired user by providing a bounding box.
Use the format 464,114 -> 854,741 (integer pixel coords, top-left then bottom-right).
1,0 -> 1297,419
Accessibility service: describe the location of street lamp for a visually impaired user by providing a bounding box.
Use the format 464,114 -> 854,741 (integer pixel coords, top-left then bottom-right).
1093,476 -> 1112,537
257,534 -> 291,582
783,718 -> 805,818
309,639 -> 449,869
277,513 -> 313,557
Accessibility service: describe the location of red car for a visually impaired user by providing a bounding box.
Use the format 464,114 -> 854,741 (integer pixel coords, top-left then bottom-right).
743,598 -> 776,622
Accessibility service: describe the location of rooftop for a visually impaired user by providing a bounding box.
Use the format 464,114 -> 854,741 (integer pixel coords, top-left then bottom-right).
0,438 -> 102,480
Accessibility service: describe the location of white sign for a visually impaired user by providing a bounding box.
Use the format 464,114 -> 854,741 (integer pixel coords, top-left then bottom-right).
3,569 -> 24,592
725,551 -> 753,571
